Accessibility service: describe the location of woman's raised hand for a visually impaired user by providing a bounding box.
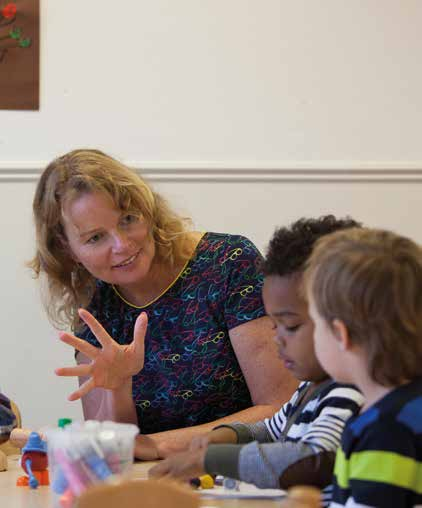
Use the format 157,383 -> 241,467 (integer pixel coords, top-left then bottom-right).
55,308 -> 147,401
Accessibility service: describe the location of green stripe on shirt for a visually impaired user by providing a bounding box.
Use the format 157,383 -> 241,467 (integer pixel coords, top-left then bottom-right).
334,448 -> 422,493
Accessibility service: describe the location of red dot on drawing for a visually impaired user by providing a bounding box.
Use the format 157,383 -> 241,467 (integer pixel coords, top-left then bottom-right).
2,3 -> 17,19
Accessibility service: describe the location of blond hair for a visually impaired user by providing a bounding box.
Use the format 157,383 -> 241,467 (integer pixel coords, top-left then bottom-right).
29,149 -> 191,330
304,227 -> 422,386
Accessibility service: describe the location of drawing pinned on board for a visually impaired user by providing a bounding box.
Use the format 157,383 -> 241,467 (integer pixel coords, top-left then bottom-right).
0,4 -> 32,62
0,0 -> 39,110
2,2 -> 16,19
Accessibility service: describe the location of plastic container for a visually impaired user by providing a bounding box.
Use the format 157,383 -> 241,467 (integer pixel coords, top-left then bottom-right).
45,420 -> 138,508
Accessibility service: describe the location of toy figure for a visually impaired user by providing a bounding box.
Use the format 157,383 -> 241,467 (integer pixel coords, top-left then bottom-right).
16,432 -> 49,488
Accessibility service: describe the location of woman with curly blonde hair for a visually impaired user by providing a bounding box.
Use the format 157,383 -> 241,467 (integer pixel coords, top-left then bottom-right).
30,149 -> 296,459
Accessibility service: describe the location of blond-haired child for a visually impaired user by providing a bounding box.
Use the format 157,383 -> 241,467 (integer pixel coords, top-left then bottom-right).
305,227 -> 422,507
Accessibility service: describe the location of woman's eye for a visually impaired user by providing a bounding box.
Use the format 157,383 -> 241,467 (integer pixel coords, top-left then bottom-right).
87,233 -> 102,244
121,214 -> 139,225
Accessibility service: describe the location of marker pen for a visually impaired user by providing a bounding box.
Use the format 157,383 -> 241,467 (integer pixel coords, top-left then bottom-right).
78,437 -> 113,481
54,448 -> 89,496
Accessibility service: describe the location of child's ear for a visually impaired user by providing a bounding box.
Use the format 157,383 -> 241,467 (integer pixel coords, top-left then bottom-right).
331,319 -> 351,351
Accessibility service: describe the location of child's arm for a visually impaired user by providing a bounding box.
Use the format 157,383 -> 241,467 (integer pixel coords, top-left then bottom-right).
208,440 -> 334,489
222,384 -> 364,489
151,384 -> 363,488
150,406 -> 288,480
189,421 -> 273,451
188,387 -> 299,451
188,426 -> 238,450
203,384 -> 364,489
147,388 -> 291,460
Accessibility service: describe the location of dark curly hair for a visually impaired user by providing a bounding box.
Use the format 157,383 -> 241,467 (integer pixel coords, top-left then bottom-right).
262,215 -> 361,277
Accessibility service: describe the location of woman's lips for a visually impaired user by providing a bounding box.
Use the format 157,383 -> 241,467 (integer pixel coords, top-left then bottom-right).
112,249 -> 141,269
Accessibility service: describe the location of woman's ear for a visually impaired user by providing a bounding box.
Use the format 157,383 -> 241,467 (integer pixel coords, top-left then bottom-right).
331,319 -> 351,351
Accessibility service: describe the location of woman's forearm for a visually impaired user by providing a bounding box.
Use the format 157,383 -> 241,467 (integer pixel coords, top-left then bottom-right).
80,378 -> 137,425
147,403 -> 280,458
77,352 -> 137,424
109,378 -> 138,424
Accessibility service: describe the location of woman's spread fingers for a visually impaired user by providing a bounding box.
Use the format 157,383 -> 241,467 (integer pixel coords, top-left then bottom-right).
67,378 -> 95,402
55,364 -> 91,377
78,308 -> 113,348
59,332 -> 100,359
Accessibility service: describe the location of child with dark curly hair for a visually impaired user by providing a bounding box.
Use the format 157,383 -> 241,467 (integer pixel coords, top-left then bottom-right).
150,216 -> 365,506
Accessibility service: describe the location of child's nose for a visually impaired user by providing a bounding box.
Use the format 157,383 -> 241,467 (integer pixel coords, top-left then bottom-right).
274,331 -> 286,348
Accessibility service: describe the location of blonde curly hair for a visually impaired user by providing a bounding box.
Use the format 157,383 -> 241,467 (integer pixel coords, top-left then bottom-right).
29,149 -> 191,330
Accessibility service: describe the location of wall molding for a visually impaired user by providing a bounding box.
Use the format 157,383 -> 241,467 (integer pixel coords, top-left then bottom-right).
1,162 -> 422,183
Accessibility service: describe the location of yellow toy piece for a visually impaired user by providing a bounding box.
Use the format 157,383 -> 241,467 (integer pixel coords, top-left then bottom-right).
199,474 -> 214,489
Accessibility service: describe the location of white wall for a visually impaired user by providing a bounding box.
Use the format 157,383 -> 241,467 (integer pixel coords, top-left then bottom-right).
2,0 -> 422,162
0,0 -> 421,428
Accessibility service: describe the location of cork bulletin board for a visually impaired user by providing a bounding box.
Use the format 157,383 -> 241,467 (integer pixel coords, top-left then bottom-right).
0,1 -> 39,110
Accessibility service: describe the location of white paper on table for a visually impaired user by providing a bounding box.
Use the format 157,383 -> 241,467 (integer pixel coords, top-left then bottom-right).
200,481 -> 286,499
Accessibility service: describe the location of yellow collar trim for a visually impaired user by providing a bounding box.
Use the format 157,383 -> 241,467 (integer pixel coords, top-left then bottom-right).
112,232 -> 206,309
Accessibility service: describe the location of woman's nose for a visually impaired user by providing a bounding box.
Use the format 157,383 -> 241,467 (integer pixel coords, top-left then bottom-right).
111,231 -> 132,252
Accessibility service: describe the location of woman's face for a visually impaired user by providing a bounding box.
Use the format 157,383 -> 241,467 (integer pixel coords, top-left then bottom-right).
62,191 -> 156,289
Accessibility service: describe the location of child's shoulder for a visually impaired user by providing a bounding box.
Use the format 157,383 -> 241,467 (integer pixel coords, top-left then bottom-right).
290,381 -> 311,403
343,404 -> 421,466
349,378 -> 422,439
294,381 -> 363,422
317,381 -> 365,407
376,377 -> 422,430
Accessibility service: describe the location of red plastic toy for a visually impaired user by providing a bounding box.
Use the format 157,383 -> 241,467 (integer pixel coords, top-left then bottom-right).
16,432 -> 49,488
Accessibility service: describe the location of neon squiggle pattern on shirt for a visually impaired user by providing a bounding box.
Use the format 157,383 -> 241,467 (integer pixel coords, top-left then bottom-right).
80,232 -> 266,433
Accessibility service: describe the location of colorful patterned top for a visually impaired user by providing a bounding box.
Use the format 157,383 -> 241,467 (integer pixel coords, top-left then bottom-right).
330,377 -> 422,507
0,392 -> 16,438
79,232 -> 267,433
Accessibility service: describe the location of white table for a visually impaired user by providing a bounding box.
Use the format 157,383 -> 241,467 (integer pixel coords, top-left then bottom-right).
0,455 -> 282,508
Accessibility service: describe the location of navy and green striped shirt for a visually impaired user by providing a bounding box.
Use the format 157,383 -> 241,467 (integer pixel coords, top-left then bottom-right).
330,377 -> 422,507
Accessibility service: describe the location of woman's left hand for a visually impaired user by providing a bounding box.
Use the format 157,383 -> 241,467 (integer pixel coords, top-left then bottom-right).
148,447 -> 206,480
55,308 -> 147,401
